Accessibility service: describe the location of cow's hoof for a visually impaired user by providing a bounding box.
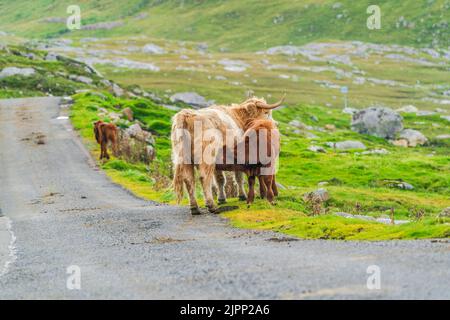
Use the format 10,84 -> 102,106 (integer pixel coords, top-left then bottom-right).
190,207 -> 202,215
218,198 -> 227,205
238,195 -> 247,201
207,206 -> 218,214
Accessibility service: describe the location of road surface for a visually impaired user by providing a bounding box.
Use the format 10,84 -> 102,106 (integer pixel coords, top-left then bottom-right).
0,97 -> 449,299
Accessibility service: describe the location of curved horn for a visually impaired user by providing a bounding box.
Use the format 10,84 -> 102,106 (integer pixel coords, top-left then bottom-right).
257,93 -> 286,109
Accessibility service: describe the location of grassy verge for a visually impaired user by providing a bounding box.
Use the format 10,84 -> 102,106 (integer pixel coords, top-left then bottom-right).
70,91 -> 450,240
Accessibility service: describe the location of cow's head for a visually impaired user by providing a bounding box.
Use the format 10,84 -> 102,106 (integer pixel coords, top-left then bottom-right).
93,120 -> 103,143
238,94 -> 286,121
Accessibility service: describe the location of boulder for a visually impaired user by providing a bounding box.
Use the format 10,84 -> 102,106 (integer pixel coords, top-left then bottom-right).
441,115 -> 450,122
122,107 -> 134,121
351,107 -> 403,139
126,123 -> 154,145
328,140 -> 366,150
398,129 -> 428,147
170,92 -> 211,108
0,67 -> 36,78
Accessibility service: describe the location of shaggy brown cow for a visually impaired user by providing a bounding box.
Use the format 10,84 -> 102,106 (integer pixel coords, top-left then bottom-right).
216,119 -> 280,205
172,95 -> 285,215
93,120 -> 118,160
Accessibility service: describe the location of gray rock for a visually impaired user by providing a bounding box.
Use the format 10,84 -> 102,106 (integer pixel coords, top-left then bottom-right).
360,148 -> 389,155
170,92 -> 211,108
438,207 -> 450,217
69,75 -> 93,84
81,21 -> 123,30
342,107 -> 359,115
308,145 -> 326,153
0,67 -> 36,78
397,105 -> 418,113
329,140 -> 366,150
45,52 -> 59,61
303,188 -> 330,203
112,83 -> 125,97
351,107 -> 403,139
218,59 -> 249,72
142,43 -> 166,54
441,115 -> 450,122
435,134 -> 450,140
399,129 -> 428,147
126,123 -> 154,145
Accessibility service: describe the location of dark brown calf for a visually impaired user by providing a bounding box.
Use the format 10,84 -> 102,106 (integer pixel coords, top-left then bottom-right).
93,120 -> 118,160
216,119 -> 280,205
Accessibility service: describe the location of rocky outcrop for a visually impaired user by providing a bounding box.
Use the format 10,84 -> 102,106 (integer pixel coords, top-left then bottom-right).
0,67 -> 36,78
170,92 -> 212,108
351,107 -> 403,139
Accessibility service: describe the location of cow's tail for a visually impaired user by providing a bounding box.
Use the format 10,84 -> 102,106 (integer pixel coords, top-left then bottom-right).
171,110 -> 193,203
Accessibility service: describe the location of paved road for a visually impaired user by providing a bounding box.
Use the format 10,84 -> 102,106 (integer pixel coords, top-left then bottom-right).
0,97 -> 449,299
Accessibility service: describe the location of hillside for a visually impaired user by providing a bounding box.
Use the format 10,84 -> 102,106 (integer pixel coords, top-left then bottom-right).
0,0 -> 449,50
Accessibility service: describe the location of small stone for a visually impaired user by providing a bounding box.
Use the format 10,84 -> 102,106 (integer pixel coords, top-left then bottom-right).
308,145 -> 326,153
303,188 -> 330,203
324,124 -> 336,131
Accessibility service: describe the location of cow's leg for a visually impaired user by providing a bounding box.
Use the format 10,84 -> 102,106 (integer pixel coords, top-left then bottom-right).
258,175 -> 267,199
104,141 -> 110,159
234,171 -> 247,201
247,176 -> 256,206
100,142 -> 105,160
264,176 -> 275,204
272,175 -> 279,197
214,170 -> 227,205
199,164 -> 217,213
183,165 -> 200,215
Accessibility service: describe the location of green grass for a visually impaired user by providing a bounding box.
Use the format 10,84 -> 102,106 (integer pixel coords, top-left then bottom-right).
0,45 -> 106,97
70,91 -> 450,240
0,0 -> 449,49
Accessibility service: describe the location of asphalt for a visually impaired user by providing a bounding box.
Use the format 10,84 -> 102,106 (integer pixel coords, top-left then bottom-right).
0,97 -> 449,299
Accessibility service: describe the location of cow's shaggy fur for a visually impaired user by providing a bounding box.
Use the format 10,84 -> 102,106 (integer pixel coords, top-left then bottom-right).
216,119 -> 280,205
93,120 -> 118,160
171,96 -> 284,215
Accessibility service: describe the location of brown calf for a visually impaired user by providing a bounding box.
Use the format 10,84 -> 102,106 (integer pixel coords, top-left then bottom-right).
93,120 -> 118,160
216,119 -> 280,205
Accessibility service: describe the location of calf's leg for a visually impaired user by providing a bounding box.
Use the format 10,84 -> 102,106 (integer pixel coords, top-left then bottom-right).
214,170 -> 227,204
247,176 -> 256,206
199,164 -> 217,213
234,171 -> 247,201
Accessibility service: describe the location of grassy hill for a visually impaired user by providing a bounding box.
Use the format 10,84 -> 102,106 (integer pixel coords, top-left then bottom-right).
0,0 -> 449,50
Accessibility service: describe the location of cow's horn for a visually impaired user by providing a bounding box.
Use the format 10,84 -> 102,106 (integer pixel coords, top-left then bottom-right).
257,93 -> 286,109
